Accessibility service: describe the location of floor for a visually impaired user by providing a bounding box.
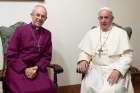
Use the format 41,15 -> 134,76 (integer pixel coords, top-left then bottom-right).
58,83 -> 140,93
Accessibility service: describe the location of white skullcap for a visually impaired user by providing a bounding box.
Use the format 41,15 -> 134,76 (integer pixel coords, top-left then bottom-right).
98,7 -> 112,13
98,7 -> 114,17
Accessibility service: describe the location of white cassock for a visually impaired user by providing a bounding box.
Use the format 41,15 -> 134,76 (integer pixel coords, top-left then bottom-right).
78,25 -> 134,93
0,36 -> 3,93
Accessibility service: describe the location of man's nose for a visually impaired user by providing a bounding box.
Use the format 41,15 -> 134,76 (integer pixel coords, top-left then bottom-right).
38,15 -> 42,19
101,18 -> 106,22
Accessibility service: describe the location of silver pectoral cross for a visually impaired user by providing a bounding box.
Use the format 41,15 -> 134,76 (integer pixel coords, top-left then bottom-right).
98,47 -> 103,57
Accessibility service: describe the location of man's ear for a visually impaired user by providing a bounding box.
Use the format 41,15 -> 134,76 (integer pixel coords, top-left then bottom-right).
30,13 -> 33,16
112,16 -> 114,20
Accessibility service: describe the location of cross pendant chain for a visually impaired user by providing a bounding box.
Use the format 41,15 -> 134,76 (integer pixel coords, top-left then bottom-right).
98,47 -> 103,57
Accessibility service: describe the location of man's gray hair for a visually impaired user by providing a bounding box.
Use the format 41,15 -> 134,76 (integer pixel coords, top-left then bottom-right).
31,4 -> 47,16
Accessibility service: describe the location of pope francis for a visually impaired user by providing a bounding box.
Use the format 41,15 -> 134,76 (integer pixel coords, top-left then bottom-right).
77,7 -> 134,93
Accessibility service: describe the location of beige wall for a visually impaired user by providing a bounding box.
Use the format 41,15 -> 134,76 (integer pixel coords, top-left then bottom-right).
0,0 -> 140,86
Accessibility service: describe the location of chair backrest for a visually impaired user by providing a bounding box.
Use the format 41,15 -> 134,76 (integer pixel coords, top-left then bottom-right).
91,23 -> 132,39
112,23 -> 132,39
0,21 -> 26,81
0,21 -> 26,52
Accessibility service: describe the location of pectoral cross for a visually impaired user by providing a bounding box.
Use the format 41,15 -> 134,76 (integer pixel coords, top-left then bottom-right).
98,47 -> 103,57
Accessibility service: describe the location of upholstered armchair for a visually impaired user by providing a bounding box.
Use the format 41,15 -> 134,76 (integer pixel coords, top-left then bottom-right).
77,23 -> 140,92
0,21 -> 63,87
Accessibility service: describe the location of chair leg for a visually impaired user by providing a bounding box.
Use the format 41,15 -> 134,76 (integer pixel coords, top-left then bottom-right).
54,71 -> 58,87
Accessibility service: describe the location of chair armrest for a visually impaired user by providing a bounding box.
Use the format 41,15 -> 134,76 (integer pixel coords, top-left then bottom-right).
47,64 -> 63,86
0,69 -> 6,81
129,66 -> 140,74
77,66 -> 140,81
129,66 -> 140,92
48,64 -> 63,74
129,66 -> 140,82
0,70 -> 3,81
76,69 -> 86,80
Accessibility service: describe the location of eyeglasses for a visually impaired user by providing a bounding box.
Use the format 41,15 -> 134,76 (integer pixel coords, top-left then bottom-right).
32,13 -> 47,20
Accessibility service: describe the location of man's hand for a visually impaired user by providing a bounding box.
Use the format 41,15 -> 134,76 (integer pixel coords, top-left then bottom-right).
107,69 -> 121,85
77,61 -> 89,73
25,66 -> 38,79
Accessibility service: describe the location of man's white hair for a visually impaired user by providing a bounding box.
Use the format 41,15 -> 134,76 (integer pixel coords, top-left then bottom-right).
31,4 -> 47,16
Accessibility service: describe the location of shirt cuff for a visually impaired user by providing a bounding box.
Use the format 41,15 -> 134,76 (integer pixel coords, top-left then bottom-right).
77,52 -> 91,63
